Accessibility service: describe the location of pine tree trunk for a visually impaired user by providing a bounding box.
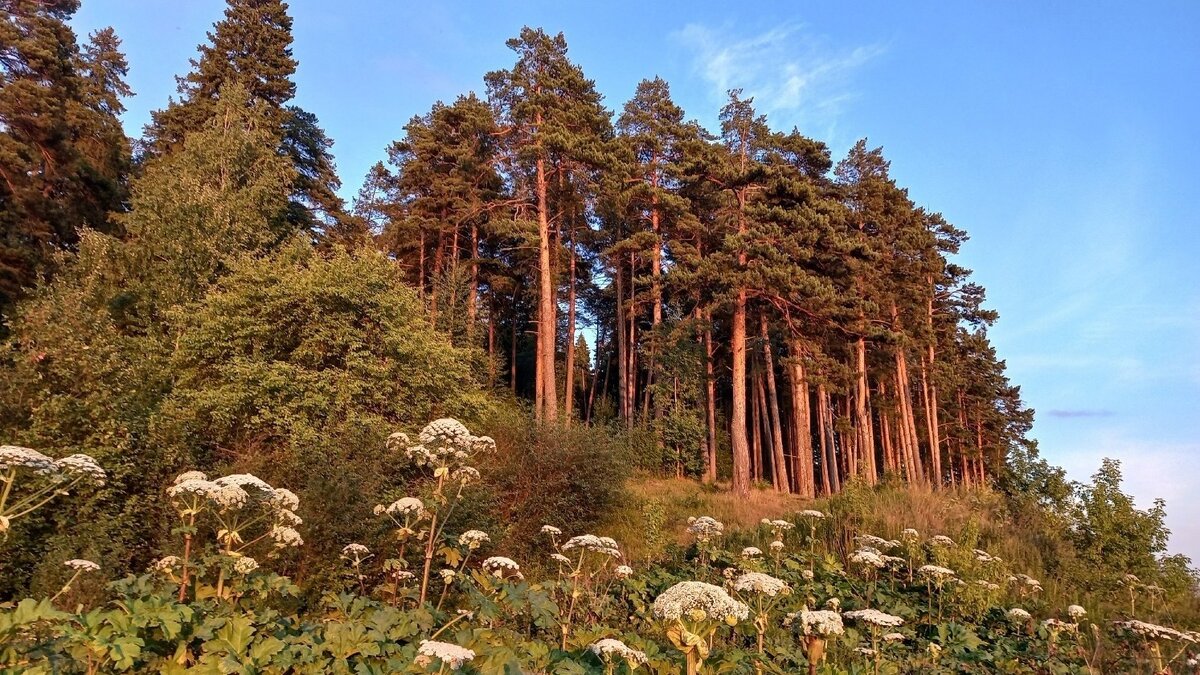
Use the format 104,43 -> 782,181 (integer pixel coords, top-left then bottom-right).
787,338 -> 814,498
919,350 -> 942,487
760,316 -> 790,493
923,277 -> 943,486
564,228 -> 577,424
510,313 -> 518,395
731,287 -> 751,496
704,311 -> 718,484
627,252 -> 638,425
534,118 -> 557,421
753,367 -> 764,486
854,337 -> 877,485
430,228 -> 445,325
467,223 -> 478,340
879,380 -> 896,475
818,384 -> 839,494
418,228 -> 427,300
643,163 -> 662,431
615,260 -> 630,428
487,298 -> 496,387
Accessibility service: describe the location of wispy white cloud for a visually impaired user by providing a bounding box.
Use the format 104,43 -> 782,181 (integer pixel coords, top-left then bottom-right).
671,23 -> 885,140
1045,409 -> 1116,418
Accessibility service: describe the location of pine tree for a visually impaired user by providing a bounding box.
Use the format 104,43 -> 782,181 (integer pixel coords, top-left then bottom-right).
0,0 -> 132,319
696,90 -> 776,496
485,27 -> 611,422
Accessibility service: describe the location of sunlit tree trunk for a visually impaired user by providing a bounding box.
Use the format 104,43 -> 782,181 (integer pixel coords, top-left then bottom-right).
760,316 -> 789,493
534,108 -> 557,422
787,338 -> 814,498
564,226 -> 577,424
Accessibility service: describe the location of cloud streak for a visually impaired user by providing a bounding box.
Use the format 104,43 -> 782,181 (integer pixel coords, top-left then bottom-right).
1045,409 -> 1116,418
672,23 -> 885,139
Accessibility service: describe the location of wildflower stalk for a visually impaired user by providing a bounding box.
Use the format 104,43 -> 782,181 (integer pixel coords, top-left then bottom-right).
428,608 -> 472,641
177,511 -> 195,602
50,569 -> 86,604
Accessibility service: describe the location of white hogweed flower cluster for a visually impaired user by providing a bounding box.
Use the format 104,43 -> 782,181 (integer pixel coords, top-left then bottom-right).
798,609 -> 844,636
1067,604 -> 1087,620
390,419 -> 496,475
614,564 -> 634,579
843,609 -> 905,628
150,556 -> 180,574
375,496 -> 426,519
541,525 -> 562,537
1113,620 -> 1192,642
741,546 -> 763,559
850,548 -> 886,569
561,534 -> 621,558
0,445 -> 59,475
973,548 -> 1000,563
588,638 -> 647,665
341,543 -> 371,560
55,454 -> 107,484
232,556 -> 259,575
64,559 -> 100,572
458,529 -> 490,549
883,632 -> 905,642
919,564 -> 956,581
652,581 -> 749,624
901,528 -> 919,540
481,556 -> 522,579
1042,618 -> 1076,632
856,534 -> 899,550
550,553 -> 571,566
1006,608 -> 1032,623
269,525 -> 304,548
769,540 -> 784,553
686,516 -> 724,542
417,640 -> 476,669
798,509 -> 826,519
733,572 -> 790,597
930,535 -> 956,546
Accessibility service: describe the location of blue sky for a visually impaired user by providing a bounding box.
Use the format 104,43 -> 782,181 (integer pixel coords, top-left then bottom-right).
73,1 -> 1200,558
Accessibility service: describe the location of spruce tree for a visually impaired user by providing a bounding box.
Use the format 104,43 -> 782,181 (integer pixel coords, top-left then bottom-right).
144,0 -> 345,234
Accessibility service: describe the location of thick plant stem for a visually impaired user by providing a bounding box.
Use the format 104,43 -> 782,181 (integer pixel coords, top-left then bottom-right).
419,510 -> 439,605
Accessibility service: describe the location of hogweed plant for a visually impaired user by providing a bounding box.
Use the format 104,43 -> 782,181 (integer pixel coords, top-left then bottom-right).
341,543 -> 373,594
798,510 -> 825,573
686,516 -> 724,571
918,564 -> 956,622
165,471 -> 303,601
1112,619 -> 1193,673
731,572 -> 791,670
652,580 -> 749,675
588,638 -> 647,675
843,608 -> 905,675
385,418 -> 495,604
788,607 -> 843,675
849,547 -> 886,607
550,532 -> 624,649
437,529 -> 490,610
0,445 -> 106,542
51,559 -> 100,606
